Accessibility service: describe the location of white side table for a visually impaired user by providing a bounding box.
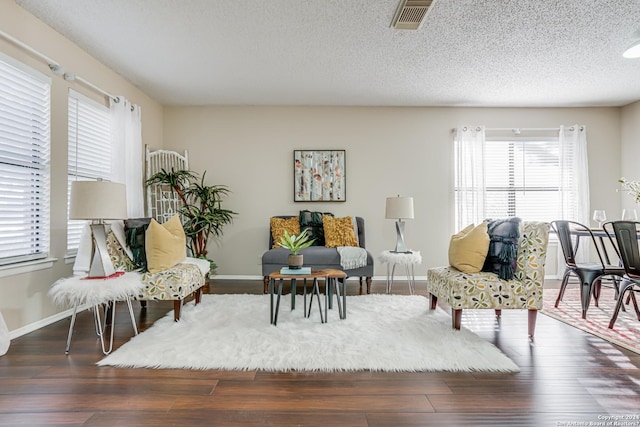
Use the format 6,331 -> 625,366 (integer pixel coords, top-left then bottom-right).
379,251 -> 422,295
49,272 -> 144,355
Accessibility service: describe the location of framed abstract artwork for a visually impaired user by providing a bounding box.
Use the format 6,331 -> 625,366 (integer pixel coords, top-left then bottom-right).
294,150 -> 346,202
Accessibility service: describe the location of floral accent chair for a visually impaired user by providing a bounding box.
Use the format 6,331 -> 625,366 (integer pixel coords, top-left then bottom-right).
106,231 -> 208,321
426,221 -> 550,338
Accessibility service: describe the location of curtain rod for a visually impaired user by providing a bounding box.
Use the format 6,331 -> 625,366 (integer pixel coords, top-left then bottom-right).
486,127 -> 560,132
0,29 -> 117,101
64,73 -> 117,101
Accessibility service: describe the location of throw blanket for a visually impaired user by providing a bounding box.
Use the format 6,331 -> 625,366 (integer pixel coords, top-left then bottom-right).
482,217 -> 521,280
337,246 -> 368,269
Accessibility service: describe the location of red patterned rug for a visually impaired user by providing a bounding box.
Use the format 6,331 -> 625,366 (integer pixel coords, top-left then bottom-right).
542,286 -> 640,354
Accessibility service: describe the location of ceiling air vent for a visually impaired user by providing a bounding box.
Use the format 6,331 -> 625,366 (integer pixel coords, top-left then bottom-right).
391,0 -> 434,30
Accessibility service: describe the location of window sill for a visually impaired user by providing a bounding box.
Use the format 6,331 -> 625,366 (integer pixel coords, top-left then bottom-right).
0,257 -> 57,278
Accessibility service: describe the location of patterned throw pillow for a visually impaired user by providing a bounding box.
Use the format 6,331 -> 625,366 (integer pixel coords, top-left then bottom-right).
448,222 -> 490,273
270,217 -> 300,249
106,231 -> 135,272
323,215 -> 358,248
482,217 -> 521,280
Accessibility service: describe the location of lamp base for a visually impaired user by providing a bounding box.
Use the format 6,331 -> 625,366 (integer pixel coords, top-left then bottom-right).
88,224 -> 116,278
393,220 -> 412,253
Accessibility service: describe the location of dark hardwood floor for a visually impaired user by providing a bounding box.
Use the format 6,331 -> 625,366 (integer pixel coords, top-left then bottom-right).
1,279 -> 640,427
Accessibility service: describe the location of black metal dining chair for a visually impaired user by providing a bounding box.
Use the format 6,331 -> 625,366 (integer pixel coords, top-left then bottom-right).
551,220 -> 625,319
602,221 -> 640,328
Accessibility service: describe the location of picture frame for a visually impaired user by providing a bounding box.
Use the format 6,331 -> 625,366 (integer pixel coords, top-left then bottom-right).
294,150 -> 346,202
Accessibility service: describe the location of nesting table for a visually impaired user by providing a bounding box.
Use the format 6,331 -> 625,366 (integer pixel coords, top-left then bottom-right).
49,272 -> 143,354
267,269 -> 347,325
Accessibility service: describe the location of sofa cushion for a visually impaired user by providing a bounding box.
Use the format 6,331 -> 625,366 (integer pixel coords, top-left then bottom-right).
270,217 -> 300,249
448,222 -> 490,273
323,215 -> 358,248
482,217 -> 521,280
145,215 -> 187,273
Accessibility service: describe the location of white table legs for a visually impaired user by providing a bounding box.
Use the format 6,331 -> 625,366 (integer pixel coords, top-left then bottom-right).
386,262 -> 417,295
65,299 -> 138,355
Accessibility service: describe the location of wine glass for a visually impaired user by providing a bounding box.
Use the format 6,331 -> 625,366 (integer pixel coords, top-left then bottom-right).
593,210 -> 607,228
622,209 -> 638,221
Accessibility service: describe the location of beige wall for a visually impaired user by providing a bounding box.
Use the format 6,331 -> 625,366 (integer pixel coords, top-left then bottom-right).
163,106 -> 622,278
0,1 -> 163,334
621,101 -> 640,212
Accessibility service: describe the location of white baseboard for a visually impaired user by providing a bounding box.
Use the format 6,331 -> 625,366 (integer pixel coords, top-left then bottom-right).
9,304 -> 89,340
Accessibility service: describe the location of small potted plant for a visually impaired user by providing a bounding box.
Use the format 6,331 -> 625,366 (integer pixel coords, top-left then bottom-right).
278,229 -> 315,269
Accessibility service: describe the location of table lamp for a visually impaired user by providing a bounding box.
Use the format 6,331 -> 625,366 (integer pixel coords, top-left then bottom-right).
70,181 -> 127,278
385,195 -> 414,253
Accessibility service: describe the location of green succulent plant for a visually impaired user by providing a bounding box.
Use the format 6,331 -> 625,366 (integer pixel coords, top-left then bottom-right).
278,229 -> 315,255
146,168 -> 237,270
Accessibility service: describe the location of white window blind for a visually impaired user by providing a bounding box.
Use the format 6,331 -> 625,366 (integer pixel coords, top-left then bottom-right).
67,89 -> 112,252
0,53 -> 51,265
454,127 -> 584,228
484,136 -> 566,223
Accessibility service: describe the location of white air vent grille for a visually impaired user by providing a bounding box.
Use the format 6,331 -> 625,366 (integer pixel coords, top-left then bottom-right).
391,0 -> 434,30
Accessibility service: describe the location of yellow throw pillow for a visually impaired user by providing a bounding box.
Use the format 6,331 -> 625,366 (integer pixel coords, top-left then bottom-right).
145,215 -> 187,273
271,217 -> 301,249
323,215 -> 358,248
448,222 -> 490,273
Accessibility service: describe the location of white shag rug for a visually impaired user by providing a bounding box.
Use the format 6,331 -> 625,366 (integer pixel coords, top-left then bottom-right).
98,294 -> 520,372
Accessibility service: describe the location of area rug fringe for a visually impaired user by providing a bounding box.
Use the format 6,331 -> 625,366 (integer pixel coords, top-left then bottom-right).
98,294 -> 519,373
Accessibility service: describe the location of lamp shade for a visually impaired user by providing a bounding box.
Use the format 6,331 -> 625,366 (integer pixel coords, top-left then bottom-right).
69,181 -> 127,220
385,196 -> 414,220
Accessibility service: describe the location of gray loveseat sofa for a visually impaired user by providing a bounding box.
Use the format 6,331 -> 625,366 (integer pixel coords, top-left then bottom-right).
262,216 -> 374,293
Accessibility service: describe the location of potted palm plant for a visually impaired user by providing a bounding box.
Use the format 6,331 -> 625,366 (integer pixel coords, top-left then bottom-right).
146,168 -> 237,271
278,229 -> 315,268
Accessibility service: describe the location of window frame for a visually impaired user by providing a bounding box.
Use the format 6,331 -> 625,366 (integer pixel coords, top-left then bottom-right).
0,51 -> 52,268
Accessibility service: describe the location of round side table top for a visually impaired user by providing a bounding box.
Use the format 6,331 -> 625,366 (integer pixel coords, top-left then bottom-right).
379,250 -> 422,265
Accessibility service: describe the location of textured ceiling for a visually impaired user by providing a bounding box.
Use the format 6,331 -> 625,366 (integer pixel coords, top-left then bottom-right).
15,0 -> 640,107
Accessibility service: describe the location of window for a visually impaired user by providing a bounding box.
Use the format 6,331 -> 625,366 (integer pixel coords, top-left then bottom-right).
483,136 -> 564,222
454,126 -> 588,231
0,53 -> 51,265
67,89 -> 111,253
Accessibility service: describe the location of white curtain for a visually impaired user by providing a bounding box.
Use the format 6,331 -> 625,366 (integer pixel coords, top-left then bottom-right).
110,97 -> 143,218
453,126 -> 486,231
559,125 -> 590,224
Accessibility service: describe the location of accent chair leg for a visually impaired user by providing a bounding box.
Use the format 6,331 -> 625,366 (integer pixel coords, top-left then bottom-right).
452,309 -> 462,330
495,309 -> 502,318
195,287 -> 203,304
263,277 -> 269,294
528,309 -> 537,338
429,293 -> 438,310
173,300 -> 183,322
366,277 -> 372,294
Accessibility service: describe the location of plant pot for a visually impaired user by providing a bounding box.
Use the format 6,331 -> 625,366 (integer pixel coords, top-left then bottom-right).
288,254 -> 303,269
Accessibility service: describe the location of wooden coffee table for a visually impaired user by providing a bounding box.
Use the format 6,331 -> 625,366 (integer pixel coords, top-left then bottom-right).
267,270 -> 328,325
